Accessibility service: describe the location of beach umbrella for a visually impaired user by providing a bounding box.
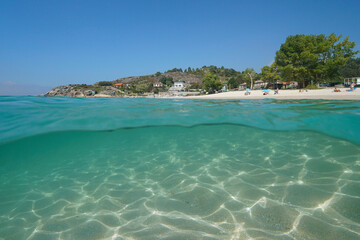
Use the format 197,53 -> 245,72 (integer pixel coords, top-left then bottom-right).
246,88 -> 251,91
262,90 -> 270,92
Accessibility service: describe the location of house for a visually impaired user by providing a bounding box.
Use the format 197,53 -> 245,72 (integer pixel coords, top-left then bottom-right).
281,81 -> 298,89
269,80 -> 284,89
174,81 -> 185,88
289,81 -> 298,88
254,80 -> 266,89
114,83 -> 125,88
239,83 -> 247,90
153,82 -> 163,88
169,81 -> 186,92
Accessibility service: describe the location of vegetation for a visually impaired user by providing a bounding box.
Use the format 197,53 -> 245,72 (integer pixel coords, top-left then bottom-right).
166,68 -> 183,73
97,81 -> 113,86
227,77 -> 241,89
187,82 -> 202,90
183,65 -> 241,78
275,33 -> 358,86
305,84 -> 320,89
135,82 -> 152,93
243,68 -> 257,89
260,63 -> 281,84
202,72 -> 222,93
159,76 -> 174,86
339,58 -> 360,78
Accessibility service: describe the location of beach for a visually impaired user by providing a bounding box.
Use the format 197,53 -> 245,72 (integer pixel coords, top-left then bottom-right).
176,88 -> 360,100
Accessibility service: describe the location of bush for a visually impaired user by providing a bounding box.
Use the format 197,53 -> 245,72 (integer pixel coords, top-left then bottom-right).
305,84 -> 320,89
98,81 -> 113,86
160,76 -> 174,86
94,87 -> 101,92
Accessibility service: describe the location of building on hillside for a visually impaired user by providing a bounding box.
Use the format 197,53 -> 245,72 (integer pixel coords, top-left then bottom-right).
153,82 -> 164,88
114,83 -> 125,88
125,83 -> 133,88
169,81 -> 186,92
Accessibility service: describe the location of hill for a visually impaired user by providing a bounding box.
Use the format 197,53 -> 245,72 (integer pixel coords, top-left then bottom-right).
44,66 -> 244,97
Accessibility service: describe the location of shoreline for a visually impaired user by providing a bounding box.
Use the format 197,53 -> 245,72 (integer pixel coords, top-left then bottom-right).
38,88 -> 360,100
165,88 -> 360,100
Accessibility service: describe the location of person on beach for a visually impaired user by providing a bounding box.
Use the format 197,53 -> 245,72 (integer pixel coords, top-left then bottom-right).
275,88 -> 279,94
333,88 -> 341,92
347,82 -> 355,91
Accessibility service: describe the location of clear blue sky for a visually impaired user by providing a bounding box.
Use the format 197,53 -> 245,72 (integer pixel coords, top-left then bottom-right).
1,0 -> 359,94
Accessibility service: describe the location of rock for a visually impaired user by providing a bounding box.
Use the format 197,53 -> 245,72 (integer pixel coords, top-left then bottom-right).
45,85 -> 86,97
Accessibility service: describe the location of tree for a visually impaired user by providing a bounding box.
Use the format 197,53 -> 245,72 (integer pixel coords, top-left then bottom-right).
166,68 -> 183,73
243,68 -> 257,89
275,34 -> 358,85
208,65 -> 218,74
261,63 -> 281,86
227,77 -> 241,89
224,68 -> 237,77
160,76 -> 174,86
202,72 -> 222,93
187,82 -> 202,90
339,58 -> 360,78
97,81 -> 113,86
135,83 -> 152,93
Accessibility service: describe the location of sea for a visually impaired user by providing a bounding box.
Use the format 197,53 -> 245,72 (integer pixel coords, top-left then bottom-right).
0,96 -> 359,240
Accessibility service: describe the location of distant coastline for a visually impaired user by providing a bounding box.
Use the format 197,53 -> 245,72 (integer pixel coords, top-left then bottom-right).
42,86 -> 360,100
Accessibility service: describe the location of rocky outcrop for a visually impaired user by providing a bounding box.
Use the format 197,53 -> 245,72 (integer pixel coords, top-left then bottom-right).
45,85 -> 122,97
45,85 -> 85,97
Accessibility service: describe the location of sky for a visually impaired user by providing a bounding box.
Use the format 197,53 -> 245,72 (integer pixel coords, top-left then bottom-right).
1,0 -> 360,95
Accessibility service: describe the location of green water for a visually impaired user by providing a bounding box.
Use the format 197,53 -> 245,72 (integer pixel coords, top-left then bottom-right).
1,125 -> 360,239
0,97 -> 360,239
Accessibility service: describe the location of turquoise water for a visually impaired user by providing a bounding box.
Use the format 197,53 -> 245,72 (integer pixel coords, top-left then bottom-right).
0,96 -> 360,239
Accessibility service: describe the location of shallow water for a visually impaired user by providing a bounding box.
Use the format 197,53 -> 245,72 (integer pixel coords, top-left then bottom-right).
0,97 -> 360,239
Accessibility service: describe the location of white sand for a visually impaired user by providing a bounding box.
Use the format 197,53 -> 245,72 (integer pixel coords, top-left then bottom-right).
173,88 -> 360,100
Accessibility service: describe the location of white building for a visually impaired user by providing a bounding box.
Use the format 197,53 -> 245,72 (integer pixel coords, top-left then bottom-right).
169,81 -> 186,92
153,82 -> 163,88
344,77 -> 360,86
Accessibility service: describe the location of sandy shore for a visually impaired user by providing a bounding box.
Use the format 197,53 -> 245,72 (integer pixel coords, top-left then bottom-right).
170,88 -> 360,100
